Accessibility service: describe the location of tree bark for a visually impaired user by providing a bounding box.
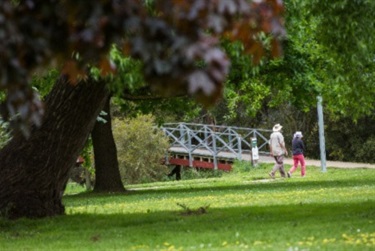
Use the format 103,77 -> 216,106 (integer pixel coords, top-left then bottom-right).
92,96 -> 125,192
0,76 -> 110,219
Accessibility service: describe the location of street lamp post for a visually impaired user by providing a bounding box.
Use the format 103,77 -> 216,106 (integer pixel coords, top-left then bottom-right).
317,95 -> 327,172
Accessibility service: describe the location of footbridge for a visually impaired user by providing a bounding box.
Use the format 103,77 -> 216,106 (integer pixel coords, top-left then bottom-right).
161,123 -> 272,171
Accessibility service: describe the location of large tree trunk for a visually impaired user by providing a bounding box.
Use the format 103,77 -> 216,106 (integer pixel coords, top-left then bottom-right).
0,76 -> 110,219
92,96 -> 125,192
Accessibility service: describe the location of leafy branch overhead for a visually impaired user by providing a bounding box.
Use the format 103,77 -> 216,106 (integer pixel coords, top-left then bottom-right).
0,0 -> 285,132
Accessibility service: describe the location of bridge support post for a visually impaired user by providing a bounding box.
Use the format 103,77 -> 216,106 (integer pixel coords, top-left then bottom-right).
251,137 -> 259,167
179,123 -> 186,147
187,130 -> 193,168
212,132 -> 218,170
237,136 -> 242,160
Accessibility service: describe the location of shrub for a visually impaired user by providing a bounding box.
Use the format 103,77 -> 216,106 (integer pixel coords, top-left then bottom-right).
112,115 -> 170,184
354,136 -> 375,163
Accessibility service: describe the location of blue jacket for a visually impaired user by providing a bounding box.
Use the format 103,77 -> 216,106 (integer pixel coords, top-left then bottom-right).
292,138 -> 305,156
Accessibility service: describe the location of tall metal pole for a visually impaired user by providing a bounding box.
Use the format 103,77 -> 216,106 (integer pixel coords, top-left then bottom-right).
317,95 -> 327,172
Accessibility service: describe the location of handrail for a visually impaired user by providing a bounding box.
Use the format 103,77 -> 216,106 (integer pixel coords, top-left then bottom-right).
160,122 -> 272,169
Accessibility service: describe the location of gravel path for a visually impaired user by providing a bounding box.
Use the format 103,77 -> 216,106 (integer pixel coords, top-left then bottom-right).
259,155 -> 375,169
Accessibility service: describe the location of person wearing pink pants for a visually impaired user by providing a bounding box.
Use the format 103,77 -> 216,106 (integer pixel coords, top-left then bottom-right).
287,131 -> 306,177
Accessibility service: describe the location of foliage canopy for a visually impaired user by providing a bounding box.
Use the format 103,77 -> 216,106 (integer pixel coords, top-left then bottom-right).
0,0 -> 284,134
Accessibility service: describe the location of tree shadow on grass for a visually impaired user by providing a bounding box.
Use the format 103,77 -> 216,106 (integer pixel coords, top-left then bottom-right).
64,177 -> 375,200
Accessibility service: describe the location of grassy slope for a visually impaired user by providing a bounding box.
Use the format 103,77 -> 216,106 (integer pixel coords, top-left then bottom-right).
0,164 -> 374,250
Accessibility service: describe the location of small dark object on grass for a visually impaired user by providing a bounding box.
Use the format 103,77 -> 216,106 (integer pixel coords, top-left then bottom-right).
90,234 -> 101,242
177,203 -> 210,216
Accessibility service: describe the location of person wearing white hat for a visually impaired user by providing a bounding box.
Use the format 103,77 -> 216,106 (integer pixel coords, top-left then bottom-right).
268,123 -> 288,179
287,131 -> 306,177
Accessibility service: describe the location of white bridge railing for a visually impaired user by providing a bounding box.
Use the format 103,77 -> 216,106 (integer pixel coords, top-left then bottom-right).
160,122 -> 272,169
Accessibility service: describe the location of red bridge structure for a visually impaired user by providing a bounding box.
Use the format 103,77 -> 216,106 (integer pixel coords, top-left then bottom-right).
161,123 -> 272,171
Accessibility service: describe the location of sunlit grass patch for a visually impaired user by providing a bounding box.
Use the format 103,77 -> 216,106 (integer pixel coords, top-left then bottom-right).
1,164 -> 374,250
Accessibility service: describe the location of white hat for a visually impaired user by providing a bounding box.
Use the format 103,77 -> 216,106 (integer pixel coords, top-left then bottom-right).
273,124 -> 283,132
294,131 -> 303,138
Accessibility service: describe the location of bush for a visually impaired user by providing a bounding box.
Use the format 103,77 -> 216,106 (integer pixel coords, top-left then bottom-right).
112,115 -> 170,184
354,136 -> 375,163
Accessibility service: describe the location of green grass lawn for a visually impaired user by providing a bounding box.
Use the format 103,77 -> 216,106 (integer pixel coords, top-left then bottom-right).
0,163 -> 374,250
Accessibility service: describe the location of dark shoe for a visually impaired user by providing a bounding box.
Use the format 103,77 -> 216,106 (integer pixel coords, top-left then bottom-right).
287,172 -> 291,178
269,172 -> 275,179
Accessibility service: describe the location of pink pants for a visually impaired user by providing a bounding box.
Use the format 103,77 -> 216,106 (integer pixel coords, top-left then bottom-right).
289,154 -> 306,176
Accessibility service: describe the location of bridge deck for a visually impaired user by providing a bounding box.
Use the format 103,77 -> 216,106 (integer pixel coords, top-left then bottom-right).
169,146 -> 252,161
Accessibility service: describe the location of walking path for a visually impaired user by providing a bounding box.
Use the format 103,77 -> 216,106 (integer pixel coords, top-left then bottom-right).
169,147 -> 375,169
259,155 -> 375,169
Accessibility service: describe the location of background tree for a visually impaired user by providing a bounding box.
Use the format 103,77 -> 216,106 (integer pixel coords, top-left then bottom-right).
0,0 -> 284,219
205,0 -> 375,161
0,76 -> 109,218
92,0 -> 375,192
71,0 -> 375,195
91,95 -> 125,193
90,46 -> 199,192
271,0 -> 375,159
